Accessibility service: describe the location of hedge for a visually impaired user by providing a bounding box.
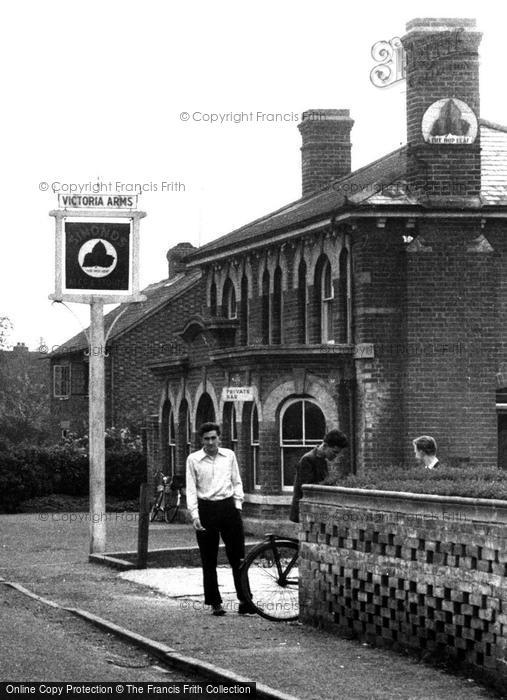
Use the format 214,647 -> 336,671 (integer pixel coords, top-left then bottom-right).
0,444 -> 146,513
328,464 -> 507,500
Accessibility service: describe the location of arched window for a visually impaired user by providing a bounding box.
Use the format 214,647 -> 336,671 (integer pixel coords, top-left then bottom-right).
251,404 -> 260,488
321,258 -> 334,343
223,278 -> 237,319
240,274 -> 249,345
279,398 -> 326,490
223,402 -> 238,451
179,399 -> 192,458
186,408 -> 192,456
338,247 -> 349,344
168,407 -> 176,475
261,269 -> 270,344
210,279 -> 217,316
272,266 -> 282,344
161,400 -> 176,474
196,392 -> 215,429
297,258 -> 307,344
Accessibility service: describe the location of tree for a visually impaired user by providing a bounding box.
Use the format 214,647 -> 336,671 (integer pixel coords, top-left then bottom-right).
0,316 -> 13,350
0,322 -> 53,445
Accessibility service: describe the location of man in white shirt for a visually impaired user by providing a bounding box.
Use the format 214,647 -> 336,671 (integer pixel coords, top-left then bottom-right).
412,435 -> 440,469
186,422 -> 255,616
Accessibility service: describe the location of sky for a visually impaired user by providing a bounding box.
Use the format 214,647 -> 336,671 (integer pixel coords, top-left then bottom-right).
1,0 -> 506,351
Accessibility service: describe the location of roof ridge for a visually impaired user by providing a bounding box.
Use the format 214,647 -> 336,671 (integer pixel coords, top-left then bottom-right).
50,270 -> 201,355
188,144 -> 409,259
480,118 -> 507,133
319,144 -> 408,190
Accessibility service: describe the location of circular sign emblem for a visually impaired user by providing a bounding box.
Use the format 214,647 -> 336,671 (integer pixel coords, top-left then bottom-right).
422,98 -> 478,144
78,239 -> 118,278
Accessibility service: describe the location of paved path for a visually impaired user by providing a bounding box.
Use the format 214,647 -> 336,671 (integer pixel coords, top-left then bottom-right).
0,514 -> 498,699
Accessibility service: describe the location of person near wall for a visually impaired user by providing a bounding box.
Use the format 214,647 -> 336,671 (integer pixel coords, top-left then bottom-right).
185,421 -> 256,616
412,435 -> 440,469
289,429 -> 349,524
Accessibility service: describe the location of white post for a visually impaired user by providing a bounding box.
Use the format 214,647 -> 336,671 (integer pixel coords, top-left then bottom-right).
89,298 -> 106,553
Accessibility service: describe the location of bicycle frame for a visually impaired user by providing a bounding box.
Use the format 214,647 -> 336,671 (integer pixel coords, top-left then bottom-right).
240,532 -> 300,621
150,473 -> 183,523
265,534 -> 298,585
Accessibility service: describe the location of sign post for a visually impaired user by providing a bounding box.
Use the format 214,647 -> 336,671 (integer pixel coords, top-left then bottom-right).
50,196 -> 146,554
89,298 -> 106,553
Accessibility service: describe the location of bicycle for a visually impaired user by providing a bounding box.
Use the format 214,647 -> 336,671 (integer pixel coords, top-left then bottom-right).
150,473 -> 184,523
240,533 -> 299,621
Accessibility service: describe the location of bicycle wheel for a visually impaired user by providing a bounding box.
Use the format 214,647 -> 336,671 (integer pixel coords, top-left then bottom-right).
164,491 -> 180,523
240,539 -> 299,621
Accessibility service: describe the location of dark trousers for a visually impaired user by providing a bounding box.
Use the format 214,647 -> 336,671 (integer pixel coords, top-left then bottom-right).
196,497 -> 246,606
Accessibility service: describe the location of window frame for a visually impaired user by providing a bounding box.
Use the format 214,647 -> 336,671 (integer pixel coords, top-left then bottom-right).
224,279 -> 237,320
279,397 -> 326,491
53,364 -> 71,398
210,279 -> 218,316
261,268 -> 270,344
321,257 -> 334,344
168,407 -> 176,475
272,266 -> 283,344
251,403 -> 260,489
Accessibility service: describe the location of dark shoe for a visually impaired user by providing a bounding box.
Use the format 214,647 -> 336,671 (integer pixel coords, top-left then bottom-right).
212,604 -> 226,616
238,602 -> 257,615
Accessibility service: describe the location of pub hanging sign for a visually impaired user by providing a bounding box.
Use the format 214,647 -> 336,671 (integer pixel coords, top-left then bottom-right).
50,202 -> 146,304
65,220 -> 130,292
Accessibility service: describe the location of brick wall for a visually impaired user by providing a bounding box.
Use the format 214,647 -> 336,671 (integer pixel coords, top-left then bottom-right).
404,220 -> 499,466
351,222 -> 406,472
300,485 -> 507,694
111,278 -> 205,429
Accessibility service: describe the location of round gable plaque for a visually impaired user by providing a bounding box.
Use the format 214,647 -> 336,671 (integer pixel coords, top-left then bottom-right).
421,98 -> 478,144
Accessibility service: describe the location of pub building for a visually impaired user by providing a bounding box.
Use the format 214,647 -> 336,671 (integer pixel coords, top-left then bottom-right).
51,18 -> 507,521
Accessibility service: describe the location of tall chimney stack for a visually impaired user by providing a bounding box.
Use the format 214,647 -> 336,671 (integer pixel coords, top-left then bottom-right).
401,18 -> 482,198
298,109 -> 354,197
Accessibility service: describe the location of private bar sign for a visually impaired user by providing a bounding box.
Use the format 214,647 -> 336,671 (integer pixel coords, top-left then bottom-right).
222,387 -> 255,402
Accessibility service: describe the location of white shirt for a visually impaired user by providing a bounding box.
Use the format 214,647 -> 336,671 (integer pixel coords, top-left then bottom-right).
425,457 -> 439,470
185,447 -> 244,520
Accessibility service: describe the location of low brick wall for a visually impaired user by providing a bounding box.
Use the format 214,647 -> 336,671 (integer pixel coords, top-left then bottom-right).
299,485 -> 507,693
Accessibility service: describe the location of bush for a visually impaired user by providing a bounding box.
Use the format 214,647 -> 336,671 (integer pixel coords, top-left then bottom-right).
0,428 -> 147,512
106,448 -> 146,500
0,450 -> 26,512
328,464 -> 507,500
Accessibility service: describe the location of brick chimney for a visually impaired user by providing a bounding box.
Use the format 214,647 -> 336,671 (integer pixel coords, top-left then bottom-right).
166,242 -> 196,278
401,18 -> 482,198
298,109 -> 354,197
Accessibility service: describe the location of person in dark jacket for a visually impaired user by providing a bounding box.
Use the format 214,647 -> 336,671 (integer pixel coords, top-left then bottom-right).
289,429 -> 349,523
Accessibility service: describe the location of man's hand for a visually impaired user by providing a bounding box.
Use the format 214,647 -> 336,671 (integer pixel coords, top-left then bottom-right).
192,517 -> 206,532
